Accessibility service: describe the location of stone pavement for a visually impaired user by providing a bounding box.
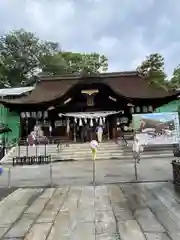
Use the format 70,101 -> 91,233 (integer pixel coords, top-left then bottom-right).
0,182 -> 179,239
0,157 -> 173,187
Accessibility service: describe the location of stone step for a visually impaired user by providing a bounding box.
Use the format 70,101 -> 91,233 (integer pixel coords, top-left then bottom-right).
13,145 -> 175,152
53,154 -> 174,161
0,142 -> 176,164
4,152 -> 174,162
11,149 -> 173,157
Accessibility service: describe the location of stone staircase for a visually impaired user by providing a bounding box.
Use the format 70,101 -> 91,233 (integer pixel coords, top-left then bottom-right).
1,141 -> 175,164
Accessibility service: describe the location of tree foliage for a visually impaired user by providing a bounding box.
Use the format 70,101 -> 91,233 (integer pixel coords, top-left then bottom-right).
0,29 -> 108,87
136,53 -> 168,89
0,29 -> 60,87
42,52 -> 108,76
170,65 -> 180,89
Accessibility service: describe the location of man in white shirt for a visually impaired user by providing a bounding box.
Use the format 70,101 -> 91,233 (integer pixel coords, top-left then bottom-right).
132,135 -> 144,163
96,125 -> 103,143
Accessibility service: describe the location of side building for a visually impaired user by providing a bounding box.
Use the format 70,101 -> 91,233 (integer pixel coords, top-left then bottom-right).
0,86 -> 34,145
0,71 -> 178,142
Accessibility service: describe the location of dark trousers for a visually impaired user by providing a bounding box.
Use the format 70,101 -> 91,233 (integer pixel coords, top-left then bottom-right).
121,136 -> 127,145
115,136 -> 128,145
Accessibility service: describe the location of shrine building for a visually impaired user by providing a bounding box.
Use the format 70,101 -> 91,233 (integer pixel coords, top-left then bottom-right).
0,71 -> 178,142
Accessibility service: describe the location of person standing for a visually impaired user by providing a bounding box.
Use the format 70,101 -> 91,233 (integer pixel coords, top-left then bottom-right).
132,135 -> 144,163
117,125 -> 128,146
96,125 -> 103,143
90,140 -> 99,160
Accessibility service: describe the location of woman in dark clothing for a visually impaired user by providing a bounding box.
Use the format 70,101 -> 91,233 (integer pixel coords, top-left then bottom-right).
115,125 -> 128,146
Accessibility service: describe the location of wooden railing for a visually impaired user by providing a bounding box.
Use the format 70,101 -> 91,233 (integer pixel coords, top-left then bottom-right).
13,155 -> 51,166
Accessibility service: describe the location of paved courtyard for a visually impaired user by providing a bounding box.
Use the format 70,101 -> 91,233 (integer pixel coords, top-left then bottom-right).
0,182 -> 179,239
0,157 -> 173,187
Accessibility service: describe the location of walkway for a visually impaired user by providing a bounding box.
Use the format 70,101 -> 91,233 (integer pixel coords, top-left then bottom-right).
0,157 -> 173,187
0,182 -> 179,239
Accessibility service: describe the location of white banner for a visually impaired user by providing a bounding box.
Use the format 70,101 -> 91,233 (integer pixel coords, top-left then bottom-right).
133,112 -> 180,145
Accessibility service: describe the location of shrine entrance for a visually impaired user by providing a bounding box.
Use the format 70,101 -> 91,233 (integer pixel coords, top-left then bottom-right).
20,82 -> 134,142
59,111 -> 120,142
45,82 -> 133,142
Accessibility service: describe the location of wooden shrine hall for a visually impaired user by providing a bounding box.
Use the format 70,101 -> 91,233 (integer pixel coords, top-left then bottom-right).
0,71 -> 178,142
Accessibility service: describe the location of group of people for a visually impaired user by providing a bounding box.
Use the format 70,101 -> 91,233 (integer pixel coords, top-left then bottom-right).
95,124 -> 128,146
90,133 -> 143,162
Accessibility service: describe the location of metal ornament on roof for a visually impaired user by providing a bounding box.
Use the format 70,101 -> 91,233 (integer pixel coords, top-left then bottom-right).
136,106 -> 141,113
20,112 -> 26,118
148,105 -> 153,112
130,107 -> 134,113
31,112 -> 36,118
26,112 -> 30,118
84,118 -> 87,124
44,111 -> 48,119
142,106 -> 148,113
37,111 -> 42,119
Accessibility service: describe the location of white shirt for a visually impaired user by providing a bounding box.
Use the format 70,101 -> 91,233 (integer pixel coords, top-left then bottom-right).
133,141 -> 143,153
97,126 -> 103,133
90,140 -> 99,149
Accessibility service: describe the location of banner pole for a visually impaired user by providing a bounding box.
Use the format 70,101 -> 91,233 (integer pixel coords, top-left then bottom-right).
93,160 -> 95,187
134,158 -> 138,181
50,157 -> 52,187
8,167 -> 11,188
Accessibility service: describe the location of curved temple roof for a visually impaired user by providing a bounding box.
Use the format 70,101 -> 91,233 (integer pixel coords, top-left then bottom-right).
0,71 -> 178,106
0,86 -> 34,97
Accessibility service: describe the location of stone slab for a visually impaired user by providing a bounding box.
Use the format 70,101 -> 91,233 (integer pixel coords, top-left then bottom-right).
3,216 -> 34,238
117,220 -> 146,240
144,232 -> 171,240
134,208 -> 165,232
36,187 -> 69,223
24,223 -> 52,240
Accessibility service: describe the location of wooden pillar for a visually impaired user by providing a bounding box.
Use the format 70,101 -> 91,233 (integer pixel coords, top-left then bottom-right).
112,127 -> 116,140
73,124 -> 76,142
107,120 -> 110,140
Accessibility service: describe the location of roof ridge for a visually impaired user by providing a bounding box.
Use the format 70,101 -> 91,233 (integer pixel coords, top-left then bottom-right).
39,71 -> 139,81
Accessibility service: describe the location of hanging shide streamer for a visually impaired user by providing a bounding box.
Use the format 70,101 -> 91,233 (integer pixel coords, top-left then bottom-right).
66,118 -> 70,133
90,118 -> 93,127
79,118 -> 83,126
99,117 -> 103,125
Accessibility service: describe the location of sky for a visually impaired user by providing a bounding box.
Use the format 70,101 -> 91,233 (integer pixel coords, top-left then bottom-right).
0,0 -> 180,76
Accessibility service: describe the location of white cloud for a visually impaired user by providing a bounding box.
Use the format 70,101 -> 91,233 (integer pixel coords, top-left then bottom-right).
0,0 -> 180,76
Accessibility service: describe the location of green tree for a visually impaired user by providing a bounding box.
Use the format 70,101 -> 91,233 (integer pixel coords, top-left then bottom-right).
169,65 -> 180,89
136,53 -> 168,89
0,29 -> 60,87
42,52 -> 108,75
0,29 -> 108,87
